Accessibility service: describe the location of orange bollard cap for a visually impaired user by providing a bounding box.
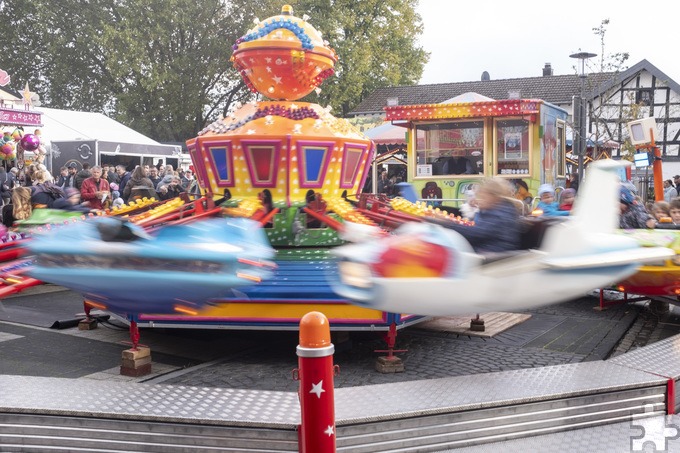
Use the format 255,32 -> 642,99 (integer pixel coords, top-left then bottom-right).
299,311 -> 331,348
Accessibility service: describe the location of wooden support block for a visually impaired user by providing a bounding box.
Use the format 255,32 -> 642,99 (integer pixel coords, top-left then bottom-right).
375,356 -> 404,374
121,356 -> 152,369
78,318 -> 98,330
122,347 -> 151,361
120,363 -> 152,377
120,347 -> 152,377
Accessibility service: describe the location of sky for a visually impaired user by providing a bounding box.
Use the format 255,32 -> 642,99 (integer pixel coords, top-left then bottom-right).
415,0 -> 680,85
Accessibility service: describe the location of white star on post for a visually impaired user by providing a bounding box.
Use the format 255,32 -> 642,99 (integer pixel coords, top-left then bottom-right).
309,380 -> 325,398
324,425 -> 334,437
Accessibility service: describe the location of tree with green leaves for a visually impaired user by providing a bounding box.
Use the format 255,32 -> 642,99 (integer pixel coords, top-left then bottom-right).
0,0 -> 427,141
294,0 -> 428,116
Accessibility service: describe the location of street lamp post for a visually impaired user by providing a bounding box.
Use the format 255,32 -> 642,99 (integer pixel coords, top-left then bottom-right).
570,51 -> 597,184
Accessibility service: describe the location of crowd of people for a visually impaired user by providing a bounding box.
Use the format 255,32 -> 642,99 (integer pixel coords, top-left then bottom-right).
0,162 -> 201,227
427,175 -> 670,254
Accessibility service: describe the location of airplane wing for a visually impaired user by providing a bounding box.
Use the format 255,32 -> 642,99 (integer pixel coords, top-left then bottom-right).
542,246 -> 674,269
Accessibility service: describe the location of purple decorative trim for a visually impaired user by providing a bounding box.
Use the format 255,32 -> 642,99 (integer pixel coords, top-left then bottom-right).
186,141 -> 208,189
357,143 -> 375,194
339,142 -> 368,189
202,140 -> 234,187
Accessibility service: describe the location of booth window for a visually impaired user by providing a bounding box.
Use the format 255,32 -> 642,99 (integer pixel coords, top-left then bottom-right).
495,119 -> 530,176
414,120 -> 484,177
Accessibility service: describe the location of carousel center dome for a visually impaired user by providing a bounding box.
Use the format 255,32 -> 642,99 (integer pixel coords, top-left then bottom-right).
231,4 -> 337,101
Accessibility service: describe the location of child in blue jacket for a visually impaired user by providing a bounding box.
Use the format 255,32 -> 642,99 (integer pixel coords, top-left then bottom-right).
536,184 -> 570,217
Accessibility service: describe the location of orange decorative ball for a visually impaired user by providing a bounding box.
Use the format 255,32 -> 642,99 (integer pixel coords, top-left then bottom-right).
232,5 -> 337,101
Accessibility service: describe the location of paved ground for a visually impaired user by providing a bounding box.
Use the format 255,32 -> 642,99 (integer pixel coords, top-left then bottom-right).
0,285 -> 676,392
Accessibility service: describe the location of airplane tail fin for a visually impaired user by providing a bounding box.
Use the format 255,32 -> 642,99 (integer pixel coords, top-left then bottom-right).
541,160 -> 630,256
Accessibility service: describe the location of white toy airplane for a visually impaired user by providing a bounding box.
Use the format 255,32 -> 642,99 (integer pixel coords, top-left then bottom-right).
331,160 -> 673,316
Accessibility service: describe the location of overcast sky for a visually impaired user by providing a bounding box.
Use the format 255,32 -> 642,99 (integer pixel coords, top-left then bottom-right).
415,0 -> 679,85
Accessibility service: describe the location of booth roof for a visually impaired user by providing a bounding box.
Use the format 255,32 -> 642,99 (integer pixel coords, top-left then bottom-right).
37,107 -> 163,145
364,122 -> 407,145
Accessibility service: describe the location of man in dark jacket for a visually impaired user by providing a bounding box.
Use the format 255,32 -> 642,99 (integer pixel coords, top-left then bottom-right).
62,163 -> 78,189
74,163 -> 92,190
148,166 -> 162,190
116,165 -> 131,200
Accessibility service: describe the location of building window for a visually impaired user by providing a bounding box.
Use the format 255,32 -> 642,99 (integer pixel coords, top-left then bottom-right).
636,89 -> 652,106
495,118 -> 530,176
414,120 -> 484,177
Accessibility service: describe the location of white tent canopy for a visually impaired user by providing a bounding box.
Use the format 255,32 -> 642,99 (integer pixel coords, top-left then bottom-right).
36,107 -> 165,145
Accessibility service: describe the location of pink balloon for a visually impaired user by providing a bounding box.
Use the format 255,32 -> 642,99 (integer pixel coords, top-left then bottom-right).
0,143 -> 13,156
20,134 -> 40,152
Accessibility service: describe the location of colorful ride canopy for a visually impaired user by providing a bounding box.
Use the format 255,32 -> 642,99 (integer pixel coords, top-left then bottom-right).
188,5 -> 373,205
231,4 -> 337,101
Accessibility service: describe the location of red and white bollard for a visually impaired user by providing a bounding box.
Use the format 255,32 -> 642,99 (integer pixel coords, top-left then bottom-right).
295,311 -> 337,453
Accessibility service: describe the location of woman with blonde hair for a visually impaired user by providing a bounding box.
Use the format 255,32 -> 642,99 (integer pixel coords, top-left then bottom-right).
426,177 -> 521,253
31,169 -> 65,208
12,187 -> 32,221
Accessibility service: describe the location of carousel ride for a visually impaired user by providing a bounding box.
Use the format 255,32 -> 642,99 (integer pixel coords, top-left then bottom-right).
0,5 -> 465,353
0,5 -> 673,360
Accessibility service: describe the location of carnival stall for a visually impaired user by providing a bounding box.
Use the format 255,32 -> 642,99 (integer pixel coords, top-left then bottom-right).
385,95 -> 569,209
0,80 -> 46,174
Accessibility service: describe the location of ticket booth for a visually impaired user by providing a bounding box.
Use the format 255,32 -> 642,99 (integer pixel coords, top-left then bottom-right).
385,97 -> 569,207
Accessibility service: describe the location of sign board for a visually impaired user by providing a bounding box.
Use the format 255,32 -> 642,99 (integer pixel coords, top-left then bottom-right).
416,164 -> 432,177
0,108 -> 42,126
627,117 -> 657,146
634,152 -> 651,168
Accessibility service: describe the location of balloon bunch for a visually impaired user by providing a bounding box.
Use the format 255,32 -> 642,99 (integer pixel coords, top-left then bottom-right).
0,131 -> 16,161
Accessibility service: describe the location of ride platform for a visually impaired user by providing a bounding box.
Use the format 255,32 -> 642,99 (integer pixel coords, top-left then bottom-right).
1,331 -> 679,451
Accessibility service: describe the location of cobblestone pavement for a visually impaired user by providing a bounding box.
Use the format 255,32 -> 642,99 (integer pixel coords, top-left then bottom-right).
0,287 -> 676,392
152,295 -> 651,391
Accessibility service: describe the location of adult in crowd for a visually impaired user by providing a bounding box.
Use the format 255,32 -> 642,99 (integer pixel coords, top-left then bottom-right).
512,179 -> 533,214
566,172 -> 580,193
80,166 -> 111,210
74,163 -> 91,190
123,166 -> 157,201
116,165 -> 131,200
24,164 -> 37,187
148,166 -> 162,189
664,179 -> 676,202
0,167 -> 14,206
426,177 -> 521,253
3,186 -> 32,226
31,169 -> 65,208
156,174 -> 184,200
619,185 -> 655,229
161,164 -> 174,178
180,169 -> 195,190
674,175 -> 680,196
56,166 -> 68,188
62,163 -> 78,189
377,170 -> 391,195
105,165 -> 120,184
